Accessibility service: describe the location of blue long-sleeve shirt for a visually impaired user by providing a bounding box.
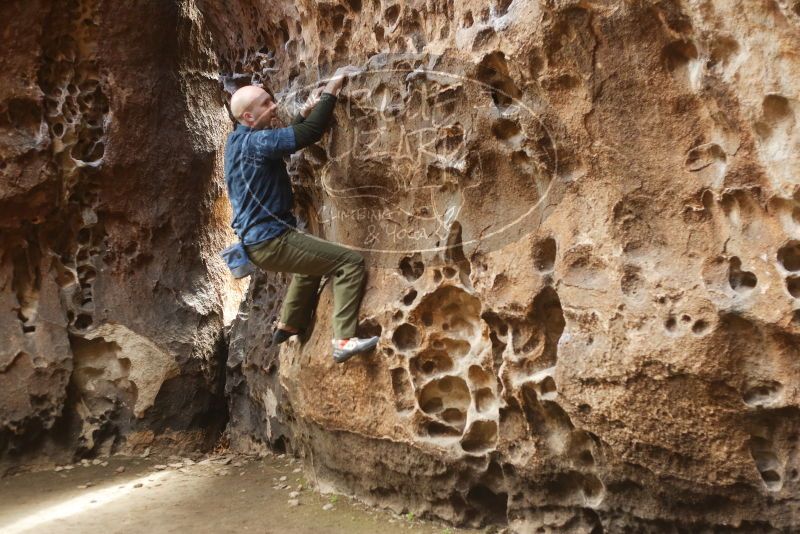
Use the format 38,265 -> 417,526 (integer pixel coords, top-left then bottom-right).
224,93 -> 336,245
224,125 -> 298,245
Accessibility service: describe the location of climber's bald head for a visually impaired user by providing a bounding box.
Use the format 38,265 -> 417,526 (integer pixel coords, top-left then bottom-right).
230,85 -> 278,129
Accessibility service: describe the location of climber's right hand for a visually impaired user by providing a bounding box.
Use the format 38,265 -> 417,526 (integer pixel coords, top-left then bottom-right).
323,65 -> 363,95
332,65 -> 363,80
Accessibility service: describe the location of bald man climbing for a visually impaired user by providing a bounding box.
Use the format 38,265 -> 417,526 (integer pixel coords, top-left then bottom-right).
225,65 -> 379,363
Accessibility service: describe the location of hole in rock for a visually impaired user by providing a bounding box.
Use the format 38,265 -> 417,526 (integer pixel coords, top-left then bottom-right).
445,221 -> 472,285
762,94 -> 792,124
742,381 -> 783,407
691,319 -> 709,335
271,436 -> 288,455
463,10 -> 473,28
539,375 -> 557,399
433,270 -> 443,283
72,140 -> 105,163
681,314 -> 691,322
533,237 -> 557,272
412,285 -> 481,338
390,368 -> 415,411
418,375 -> 470,419
522,383 -> 577,450
421,396 -> 443,414
778,241 -> 800,271
787,276 -> 800,298
491,118 -> 521,141
77,228 -> 91,244
77,264 -> 96,284
346,0 -> 361,11
665,317 -> 677,331
541,471 -> 600,505
52,122 -> 65,137
392,323 -> 420,350
425,421 -> 461,438
475,388 -> 495,412
466,485 -> 507,524
439,377 -> 453,392
278,20 -> 291,42
399,254 -> 424,281
441,408 -> 466,426
509,287 -> 564,362
493,0 -> 513,16
662,39 -> 698,72
481,311 -> 508,337
461,420 -> 498,453
411,349 -> 453,377
402,289 -> 418,305
468,365 -> 492,388
749,437 -> 782,491
566,432 -> 598,471
728,257 -> 757,293
582,474 -> 605,503
578,450 -> 594,467
334,40 -> 349,61
442,266 -> 457,278
484,461 -> 504,485
762,469 -> 781,486
476,51 -> 521,109
74,313 -> 93,330
384,4 -> 400,25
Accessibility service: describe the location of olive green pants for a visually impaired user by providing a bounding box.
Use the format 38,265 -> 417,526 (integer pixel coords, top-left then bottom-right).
246,229 -> 365,339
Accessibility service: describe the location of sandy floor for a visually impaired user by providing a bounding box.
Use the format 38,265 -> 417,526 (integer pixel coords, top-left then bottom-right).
0,452 -> 480,534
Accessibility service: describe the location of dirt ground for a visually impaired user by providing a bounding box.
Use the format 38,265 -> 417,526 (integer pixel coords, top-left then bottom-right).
0,452 -> 482,534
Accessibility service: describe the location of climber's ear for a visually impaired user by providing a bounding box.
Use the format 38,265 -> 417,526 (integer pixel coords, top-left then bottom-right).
240,111 -> 254,125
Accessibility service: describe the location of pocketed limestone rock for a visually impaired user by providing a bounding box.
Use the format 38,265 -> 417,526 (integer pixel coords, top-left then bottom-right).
216,0 -> 800,531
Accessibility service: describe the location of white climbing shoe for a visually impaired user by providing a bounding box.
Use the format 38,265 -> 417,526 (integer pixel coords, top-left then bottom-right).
332,336 -> 379,363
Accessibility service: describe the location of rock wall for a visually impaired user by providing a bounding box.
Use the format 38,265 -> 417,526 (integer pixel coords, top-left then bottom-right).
0,0 -> 238,467
3,0 -> 800,531
211,0 -> 800,531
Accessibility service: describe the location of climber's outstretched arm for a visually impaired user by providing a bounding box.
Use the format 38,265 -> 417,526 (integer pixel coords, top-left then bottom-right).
291,65 -> 361,150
